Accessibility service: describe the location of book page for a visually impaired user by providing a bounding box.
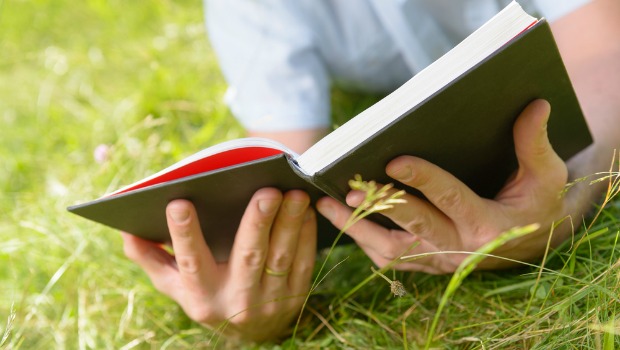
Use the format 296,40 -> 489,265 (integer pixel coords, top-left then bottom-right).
106,138 -> 297,197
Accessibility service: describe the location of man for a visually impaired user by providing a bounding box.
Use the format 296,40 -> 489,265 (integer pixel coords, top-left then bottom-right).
122,0 -> 620,341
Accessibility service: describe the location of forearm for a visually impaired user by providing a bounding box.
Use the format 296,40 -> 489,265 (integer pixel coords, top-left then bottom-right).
564,50 -> 620,214
565,41 -> 620,176
552,0 -> 620,215
248,127 -> 330,154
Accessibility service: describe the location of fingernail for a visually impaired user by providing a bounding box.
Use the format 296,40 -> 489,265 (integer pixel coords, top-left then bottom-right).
284,200 -> 305,216
258,199 -> 280,214
390,165 -> 412,181
169,208 -> 190,224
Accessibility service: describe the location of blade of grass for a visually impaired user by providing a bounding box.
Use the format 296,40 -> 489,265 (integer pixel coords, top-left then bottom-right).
424,223 -> 540,349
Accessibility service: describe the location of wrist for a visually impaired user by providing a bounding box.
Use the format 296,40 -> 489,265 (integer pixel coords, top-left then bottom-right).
564,143 -> 616,221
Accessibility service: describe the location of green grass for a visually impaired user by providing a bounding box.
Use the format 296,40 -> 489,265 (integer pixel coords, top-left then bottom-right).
1,0 -> 619,349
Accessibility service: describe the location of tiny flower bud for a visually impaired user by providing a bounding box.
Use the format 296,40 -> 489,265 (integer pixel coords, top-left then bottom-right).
94,144 -> 110,164
390,280 -> 407,297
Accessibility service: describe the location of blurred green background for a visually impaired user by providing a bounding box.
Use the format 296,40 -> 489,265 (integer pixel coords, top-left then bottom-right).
1,1 -> 619,349
0,0 -> 243,347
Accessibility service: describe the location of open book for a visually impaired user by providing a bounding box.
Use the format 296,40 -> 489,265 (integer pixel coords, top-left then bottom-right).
68,2 -> 592,261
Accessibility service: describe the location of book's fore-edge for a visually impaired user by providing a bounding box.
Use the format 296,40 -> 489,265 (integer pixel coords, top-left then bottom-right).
308,19 -> 591,205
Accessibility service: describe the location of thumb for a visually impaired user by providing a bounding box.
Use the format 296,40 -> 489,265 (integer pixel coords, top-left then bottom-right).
512,99 -> 567,190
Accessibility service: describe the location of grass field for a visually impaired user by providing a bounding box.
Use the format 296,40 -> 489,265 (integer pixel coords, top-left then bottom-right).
1,1 -> 619,349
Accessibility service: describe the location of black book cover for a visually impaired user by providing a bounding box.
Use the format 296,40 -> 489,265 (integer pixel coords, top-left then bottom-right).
68,154 -> 346,262
311,20 -> 591,204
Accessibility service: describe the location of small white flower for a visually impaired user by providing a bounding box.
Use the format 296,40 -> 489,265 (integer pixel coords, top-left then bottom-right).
94,144 -> 110,164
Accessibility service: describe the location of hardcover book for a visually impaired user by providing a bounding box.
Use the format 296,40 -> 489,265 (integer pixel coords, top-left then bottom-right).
68,2 -> 592,261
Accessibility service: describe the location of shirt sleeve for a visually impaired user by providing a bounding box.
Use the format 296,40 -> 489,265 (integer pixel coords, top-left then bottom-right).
204,0 -> 331,132
532,0 -> 592,22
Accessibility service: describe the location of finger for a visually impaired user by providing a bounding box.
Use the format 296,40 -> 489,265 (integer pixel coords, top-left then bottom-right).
288,207 -> 317,296
262,190 -> 310,287
167,200 -> 219,295
512,99 -> 567,193
317,197 -> 439,259
121,232 -> 181,299
386,155 -> 486,224
346,188 -> 459,250
228,188 -> 282,289
364,248 -> 445,274
318,198 -> 464,274
317,196 -> 388,240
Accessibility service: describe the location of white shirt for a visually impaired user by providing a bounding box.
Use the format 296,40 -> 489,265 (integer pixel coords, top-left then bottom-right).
205,0 -> 590,132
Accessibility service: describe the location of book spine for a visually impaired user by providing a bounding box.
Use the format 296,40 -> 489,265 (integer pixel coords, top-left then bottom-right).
288,157 -> 347,202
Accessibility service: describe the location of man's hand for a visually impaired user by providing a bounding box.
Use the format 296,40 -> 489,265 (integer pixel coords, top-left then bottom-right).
317,100 -> 579,274
122,189 -> 316,341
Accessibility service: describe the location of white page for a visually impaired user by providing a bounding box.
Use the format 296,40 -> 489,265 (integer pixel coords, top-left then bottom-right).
106,137 -> 297,197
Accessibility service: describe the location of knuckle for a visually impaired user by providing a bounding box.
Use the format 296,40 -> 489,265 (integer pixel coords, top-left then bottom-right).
268,251 -> 293,271
295,256 -> 315,276
291,265 -> 315,292
260,300 -> 284,319
404,215 -> 431,235
240,248 -> 267,268
185,304 -> 218,324
531,139 -> 552,158
409,166 -> 429,187
436,186 -> 463,210
254,219 -> 272,232
377,237 -> 402,261
230,307 -> 255,327
378,247 -> 399,261
295,262 -> 314,280
286,296 -> 305,312
172,226 -> 192,239
176,255 -> 201,274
